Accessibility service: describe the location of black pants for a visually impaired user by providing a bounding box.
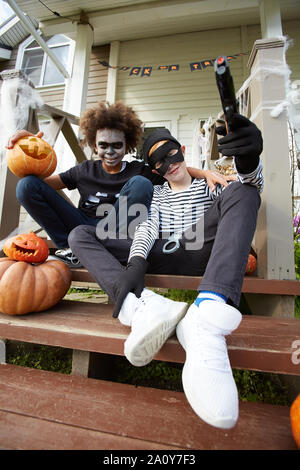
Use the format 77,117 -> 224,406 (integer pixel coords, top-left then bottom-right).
69,182 -> 261,307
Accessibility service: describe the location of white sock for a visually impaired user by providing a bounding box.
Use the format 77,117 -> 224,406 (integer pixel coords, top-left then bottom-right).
194,290 -> 227,307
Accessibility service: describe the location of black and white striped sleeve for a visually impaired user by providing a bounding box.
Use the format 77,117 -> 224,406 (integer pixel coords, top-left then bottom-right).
128,186 -> 161,260
235,159 -> 264,193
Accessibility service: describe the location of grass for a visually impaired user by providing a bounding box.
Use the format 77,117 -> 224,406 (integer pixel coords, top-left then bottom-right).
7,343 -> 72,374
6,286 -> 297,407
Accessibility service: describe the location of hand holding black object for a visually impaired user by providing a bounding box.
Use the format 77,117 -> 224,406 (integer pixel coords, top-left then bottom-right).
216,113 -> 263,174
112,256 -> 148,318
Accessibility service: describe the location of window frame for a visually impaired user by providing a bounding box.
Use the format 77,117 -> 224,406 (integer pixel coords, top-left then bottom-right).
16,32 -> 75,89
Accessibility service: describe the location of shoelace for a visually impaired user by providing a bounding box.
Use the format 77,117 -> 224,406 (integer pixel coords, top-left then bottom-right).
130,293 -> 154,329
67,254 -> 81,266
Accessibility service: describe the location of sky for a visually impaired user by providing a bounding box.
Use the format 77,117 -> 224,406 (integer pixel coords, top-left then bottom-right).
0,1 -> 14,25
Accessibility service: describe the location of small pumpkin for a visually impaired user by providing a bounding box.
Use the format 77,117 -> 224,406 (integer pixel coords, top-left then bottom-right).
245,254 -> 257,274
0,258 -> 71,315
6,135 -> 57,178
3,232 -> 49,263
290,394 -> 300,449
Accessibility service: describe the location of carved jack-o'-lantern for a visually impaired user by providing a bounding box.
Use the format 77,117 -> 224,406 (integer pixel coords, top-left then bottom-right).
3,232 -> 49,263
0,258 -> 71,315
6,136 -> 57,178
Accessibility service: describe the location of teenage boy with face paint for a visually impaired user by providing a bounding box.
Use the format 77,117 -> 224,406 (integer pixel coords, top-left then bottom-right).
69,113 -> 263,430
7,101 -> 229,267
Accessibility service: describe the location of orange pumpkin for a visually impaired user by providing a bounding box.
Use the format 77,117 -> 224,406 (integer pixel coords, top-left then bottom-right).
290,394 -> 300,449
245,254 -> 257,274
0,258 -> 71,315
3,232 -> 49,263
6,135 -> 57,178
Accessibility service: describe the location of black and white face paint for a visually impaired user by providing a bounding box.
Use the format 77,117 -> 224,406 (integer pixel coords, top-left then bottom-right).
95,129 -> 126,168
149,141 -> 184,176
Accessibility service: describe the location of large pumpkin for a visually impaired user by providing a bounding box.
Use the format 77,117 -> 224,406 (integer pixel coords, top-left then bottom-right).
290,394 -> 300,449
6,135 -> 57,178
3,232 -> 49,263
0,258 -> 71,315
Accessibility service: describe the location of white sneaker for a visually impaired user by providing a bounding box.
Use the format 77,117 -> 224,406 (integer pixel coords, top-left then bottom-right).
176,300 -> 242,429
118,292 -> 139,326
122,289 -> 188,367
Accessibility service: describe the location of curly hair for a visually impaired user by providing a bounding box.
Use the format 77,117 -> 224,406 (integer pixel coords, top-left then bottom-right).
79,101 -> 143,153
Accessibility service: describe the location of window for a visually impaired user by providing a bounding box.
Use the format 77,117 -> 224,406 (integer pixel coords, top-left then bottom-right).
18,34 -> 73,87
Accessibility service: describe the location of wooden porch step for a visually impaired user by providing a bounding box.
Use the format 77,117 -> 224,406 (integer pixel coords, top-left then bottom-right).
0,363 -> 296,450
0,300 -> 299,376
71,268 -> 300,295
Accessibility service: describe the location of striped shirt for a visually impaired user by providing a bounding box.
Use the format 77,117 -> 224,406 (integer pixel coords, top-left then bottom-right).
129,160 -> 264,260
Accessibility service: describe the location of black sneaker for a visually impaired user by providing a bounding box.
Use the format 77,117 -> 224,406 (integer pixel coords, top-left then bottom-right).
48,248 -> 83,268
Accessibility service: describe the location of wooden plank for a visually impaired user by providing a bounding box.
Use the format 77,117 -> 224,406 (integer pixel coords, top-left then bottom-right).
0,410 -> 173,450
41,244 -> 300,295
70,269 -> 300,296
0,300 -> 299,375
61,119 -> 87,163
46,116 -> 66,148
38,104 -> 80,126
0,364 -> 296,450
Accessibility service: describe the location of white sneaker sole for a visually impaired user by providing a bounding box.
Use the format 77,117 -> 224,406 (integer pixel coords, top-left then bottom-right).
177,317 -> 238,430
124,302 -> 188,367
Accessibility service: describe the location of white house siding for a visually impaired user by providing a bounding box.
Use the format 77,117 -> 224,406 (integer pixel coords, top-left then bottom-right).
116,26 -> 251,166
86,45 -> 110,109
38,87 -> 65,109
116,21 -> 300,167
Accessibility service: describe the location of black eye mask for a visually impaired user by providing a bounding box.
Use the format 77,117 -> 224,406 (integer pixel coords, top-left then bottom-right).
142,128 -> 184,176
148,141 -> 184,176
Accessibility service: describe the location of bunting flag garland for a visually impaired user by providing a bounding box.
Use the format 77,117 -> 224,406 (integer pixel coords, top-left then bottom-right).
142,66 -> 152,76
98,51 -> 249,77
130,67 -> 141,76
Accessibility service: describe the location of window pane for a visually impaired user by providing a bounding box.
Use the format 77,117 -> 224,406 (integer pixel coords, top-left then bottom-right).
43,45 -> 69,85
25,39 -> 40,49
22,49 -> 43,86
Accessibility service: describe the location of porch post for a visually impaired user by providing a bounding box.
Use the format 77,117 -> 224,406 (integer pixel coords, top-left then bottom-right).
63,22 -> 94,117
244,38 -> 296,319
62,20 -> 93,185
248,38 -> 295,282
106,41 -> 120,104
259,0 -> 283,39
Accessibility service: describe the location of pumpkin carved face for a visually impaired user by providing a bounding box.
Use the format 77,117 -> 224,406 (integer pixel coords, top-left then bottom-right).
3,233 -> 49,263
6,136 -> 57,178
0,258 -> 71,315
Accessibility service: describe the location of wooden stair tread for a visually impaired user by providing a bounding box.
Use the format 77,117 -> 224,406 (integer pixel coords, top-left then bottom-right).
0,364 -> 296,450
71,269 -> 300,295
0,411 -> 169,450
0,300 -> 299,375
